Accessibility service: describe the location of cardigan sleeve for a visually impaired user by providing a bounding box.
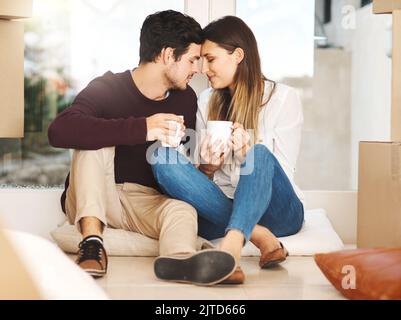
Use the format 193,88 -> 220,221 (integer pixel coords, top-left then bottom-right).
193,88 -> 213,166
271,87 -> 304,177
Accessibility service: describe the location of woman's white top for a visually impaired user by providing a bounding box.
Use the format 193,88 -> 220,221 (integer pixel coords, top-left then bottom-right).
196,81 -> 304,203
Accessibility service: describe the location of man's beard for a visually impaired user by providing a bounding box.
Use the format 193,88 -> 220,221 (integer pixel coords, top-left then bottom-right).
164,69 -> 187,91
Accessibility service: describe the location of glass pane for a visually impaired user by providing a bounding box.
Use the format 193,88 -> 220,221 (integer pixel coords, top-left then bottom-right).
237,0 -> 315,81
238,0 -> 389,191
314,0 -> 391,191
0,0 -> 184,187
237,0 -> 317,190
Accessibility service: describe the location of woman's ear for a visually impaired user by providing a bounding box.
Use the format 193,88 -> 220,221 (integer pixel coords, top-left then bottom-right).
233,47 -> 245,64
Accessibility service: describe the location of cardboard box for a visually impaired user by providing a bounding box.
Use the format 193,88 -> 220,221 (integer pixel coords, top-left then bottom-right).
0,19 -> 24,138
357,142 -> 401,247
0,0 -> 32,20
373,0 -> 401,14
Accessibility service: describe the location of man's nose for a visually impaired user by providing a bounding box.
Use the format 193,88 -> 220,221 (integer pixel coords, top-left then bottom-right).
192,60 -> 201,73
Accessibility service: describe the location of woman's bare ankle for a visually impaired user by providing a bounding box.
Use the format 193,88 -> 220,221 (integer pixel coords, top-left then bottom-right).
219,230 -> 244,265
250,225 -> 280,252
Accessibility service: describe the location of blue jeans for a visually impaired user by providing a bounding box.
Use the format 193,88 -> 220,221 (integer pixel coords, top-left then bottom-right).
151,144 -> 304,242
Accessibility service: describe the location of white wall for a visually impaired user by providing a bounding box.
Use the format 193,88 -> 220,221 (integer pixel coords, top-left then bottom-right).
320,1 -> 392,189
295,48 -> 352,190
0,189 -> 66,240
349,5 -> 392,190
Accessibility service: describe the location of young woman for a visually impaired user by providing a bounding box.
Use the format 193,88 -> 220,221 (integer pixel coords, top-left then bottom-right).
151,16 -> 304,284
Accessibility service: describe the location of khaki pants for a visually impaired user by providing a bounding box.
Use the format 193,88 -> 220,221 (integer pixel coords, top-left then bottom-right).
65,147 -> 197,256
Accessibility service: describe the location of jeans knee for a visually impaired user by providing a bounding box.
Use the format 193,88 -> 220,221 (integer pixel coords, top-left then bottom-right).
150,147 -> 168,166
248,144 -> 274,165
150,147 -> 170,178
253,143 -> 270,155
150,146 -> 186,167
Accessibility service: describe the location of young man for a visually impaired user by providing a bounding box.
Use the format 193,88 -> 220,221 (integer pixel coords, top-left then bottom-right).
48,10 -> 235,286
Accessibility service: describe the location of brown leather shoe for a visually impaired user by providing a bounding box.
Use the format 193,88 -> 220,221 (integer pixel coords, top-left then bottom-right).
76,236 -> 108,278
259,242 -> 289,269
219,266 -> 245,285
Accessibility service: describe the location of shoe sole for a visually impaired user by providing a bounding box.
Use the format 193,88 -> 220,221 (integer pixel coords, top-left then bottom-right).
261,257 -> 286,269
154,250 -> 236,286
84,268 -> 107,278
261,245 -> 289,269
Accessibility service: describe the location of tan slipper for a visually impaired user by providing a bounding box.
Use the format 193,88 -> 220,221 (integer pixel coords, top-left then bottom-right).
219,266 -> 245,285
259,242 -> 289,269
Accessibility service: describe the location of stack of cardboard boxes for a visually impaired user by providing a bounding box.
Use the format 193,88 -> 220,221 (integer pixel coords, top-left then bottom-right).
0,0 -> 32,138
357,0 -> 401,247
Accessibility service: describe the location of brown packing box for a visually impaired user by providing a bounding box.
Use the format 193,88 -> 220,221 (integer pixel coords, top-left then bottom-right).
357,142 -> 401,247
0,19 -> 24,138
0,0 -> 32,20
358,3 -> 401,248
0,224 -> 41,299
373,0 -> 401,14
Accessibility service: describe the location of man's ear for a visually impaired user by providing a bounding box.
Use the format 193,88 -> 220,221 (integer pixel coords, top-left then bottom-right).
233,47 -> 245,64
160,47 -> 175,65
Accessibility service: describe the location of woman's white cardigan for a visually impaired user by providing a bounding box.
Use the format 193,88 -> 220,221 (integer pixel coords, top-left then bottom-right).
196,81 -> 304,203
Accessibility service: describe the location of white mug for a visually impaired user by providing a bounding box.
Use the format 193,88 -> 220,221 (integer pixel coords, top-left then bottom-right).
161,115 -> 184,148
206,120 -> 233,149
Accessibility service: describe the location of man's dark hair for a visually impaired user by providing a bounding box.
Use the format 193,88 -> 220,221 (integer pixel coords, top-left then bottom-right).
139,10 -> 203,64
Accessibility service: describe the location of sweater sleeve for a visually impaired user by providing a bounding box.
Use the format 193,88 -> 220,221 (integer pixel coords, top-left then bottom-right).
48,79 -> 147,150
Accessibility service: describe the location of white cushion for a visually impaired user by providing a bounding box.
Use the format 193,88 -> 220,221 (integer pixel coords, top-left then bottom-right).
51,225 -> 214,256
51,208 -> 343,257
221,208 -> 345,256
5,230 -> 108,300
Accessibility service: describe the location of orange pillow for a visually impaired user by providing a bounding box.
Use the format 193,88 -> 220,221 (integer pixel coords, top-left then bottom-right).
314,248 -> 401,300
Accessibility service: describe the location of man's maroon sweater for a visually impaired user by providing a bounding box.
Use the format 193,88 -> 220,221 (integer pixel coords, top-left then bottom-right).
48,70 -> 197,213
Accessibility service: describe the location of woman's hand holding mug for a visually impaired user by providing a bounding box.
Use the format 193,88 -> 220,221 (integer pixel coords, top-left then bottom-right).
199,134 -> 231,179
229,122 -> 251,161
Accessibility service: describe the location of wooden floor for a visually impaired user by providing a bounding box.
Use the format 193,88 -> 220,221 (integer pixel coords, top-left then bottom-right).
88,256 -> 345,300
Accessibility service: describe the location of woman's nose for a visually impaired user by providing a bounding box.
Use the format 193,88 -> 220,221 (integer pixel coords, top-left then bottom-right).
201,61 -> 209,74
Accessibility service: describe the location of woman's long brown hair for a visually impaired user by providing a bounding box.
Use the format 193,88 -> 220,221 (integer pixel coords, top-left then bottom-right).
203,16 -> 276,140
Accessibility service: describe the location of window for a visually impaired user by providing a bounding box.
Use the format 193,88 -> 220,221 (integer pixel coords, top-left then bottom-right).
236,0 -> 315,82
237,1 -> 356,191
361,0 -> 373,7
323,0 -> 331,24
0,0 -> 184,187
